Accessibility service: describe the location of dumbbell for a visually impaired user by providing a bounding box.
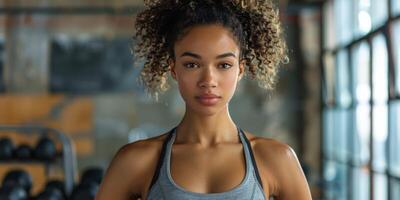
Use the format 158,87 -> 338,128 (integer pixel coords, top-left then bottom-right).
0,137 -> 14,160
34,180 -> 66,200
13,144 -> 33,160
70,182 -> 98,200
0,185 -> 28,200
0,169 -> 32,200
1,136 -> 57,161
80,167 -> 104,186
34,136 -> 57,161
70,167 -> 104,200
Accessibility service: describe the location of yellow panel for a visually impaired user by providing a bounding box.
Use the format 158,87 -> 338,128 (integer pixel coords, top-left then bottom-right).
0,94 -> 95,161
0,95 -> 63,124
73,137 -> 95,156
59,97 -> 93,134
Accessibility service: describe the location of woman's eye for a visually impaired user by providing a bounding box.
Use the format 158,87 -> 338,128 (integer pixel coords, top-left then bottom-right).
219,63 -> 233,69
183,63 -> 199,68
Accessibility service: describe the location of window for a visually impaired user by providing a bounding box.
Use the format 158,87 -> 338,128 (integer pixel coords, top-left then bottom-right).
392,0 -> 400,16
323,161 -> 349,200
334,50 -> 352,162
351,42 -> 371,165
352,104 -> 370,165
352,42 -> 370,104
390,177 -> 400,200
322,108 -> 350,162
354,0 -> 372,36
323,1 -> 335,49
393,20 -> 400,95
372,104 -> 388,169
372,35 -> 389,102
323,109 -> 335,160
389,100 -> 400,176
333,109 -> 350,161
351,167 -> 370,200
336,50 -> 351,107
374,173 -> 388,200
322,0 -> 399,199
372,34 -> 389,172
334,0 -> 353,45
370,0 -> 388,28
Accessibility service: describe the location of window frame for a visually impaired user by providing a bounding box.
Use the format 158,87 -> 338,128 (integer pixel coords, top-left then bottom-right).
321,0 -> 400,199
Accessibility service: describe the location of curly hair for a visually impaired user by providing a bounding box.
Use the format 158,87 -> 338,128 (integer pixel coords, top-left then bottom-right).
133,0 -> 288,98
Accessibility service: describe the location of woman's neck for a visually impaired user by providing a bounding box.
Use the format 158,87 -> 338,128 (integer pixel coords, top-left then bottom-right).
175,106 -> 239,147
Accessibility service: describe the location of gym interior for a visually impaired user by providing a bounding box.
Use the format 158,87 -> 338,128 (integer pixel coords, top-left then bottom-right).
0,0 -> 399,199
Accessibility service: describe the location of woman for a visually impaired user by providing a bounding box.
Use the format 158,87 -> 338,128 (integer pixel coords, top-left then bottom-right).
96,0 -> 312,199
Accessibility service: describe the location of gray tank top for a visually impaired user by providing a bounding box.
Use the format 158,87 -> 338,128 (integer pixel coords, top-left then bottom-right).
146,127 -> 267,200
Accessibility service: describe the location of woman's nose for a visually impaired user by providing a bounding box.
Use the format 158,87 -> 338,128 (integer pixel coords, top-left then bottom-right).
198,67 -> 217,88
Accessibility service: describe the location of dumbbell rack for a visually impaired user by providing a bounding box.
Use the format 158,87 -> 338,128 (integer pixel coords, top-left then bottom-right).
0,125 -> 78,195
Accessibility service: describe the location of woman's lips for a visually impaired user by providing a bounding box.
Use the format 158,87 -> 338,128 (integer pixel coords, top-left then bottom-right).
195,95 -> 221,106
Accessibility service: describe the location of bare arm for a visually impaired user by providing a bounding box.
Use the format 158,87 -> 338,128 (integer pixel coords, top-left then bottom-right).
253,138 -> 312,200
96,144 -> 146,200
273,144 -> 312,200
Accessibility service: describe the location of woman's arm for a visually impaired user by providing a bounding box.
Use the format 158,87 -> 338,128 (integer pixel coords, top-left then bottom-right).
271,144 -> 312,200
95,143 -> 147,200
254,138 -> 312,200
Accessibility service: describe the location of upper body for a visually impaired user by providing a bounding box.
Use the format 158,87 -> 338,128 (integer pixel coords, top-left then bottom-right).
96,0 -> 312,199
96,128 -> 312,200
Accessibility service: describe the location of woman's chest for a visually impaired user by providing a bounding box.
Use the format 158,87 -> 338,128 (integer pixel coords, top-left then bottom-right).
169,145 -> 246,193
142,143 -> 273,200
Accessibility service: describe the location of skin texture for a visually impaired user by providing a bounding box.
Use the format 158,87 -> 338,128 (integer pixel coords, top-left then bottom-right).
96,25 -> 312,200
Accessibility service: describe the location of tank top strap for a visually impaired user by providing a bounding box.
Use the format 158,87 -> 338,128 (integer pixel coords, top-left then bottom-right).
237,127 -> 264,189
148,127 -> 176,191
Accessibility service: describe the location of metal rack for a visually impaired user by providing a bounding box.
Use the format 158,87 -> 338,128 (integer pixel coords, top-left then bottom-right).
0,125 -> 78,195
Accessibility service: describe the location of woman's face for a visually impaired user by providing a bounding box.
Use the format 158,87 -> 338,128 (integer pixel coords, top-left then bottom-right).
170,24 -> 244,116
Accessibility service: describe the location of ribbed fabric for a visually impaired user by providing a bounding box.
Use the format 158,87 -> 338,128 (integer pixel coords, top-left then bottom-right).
146,127 -> 267,200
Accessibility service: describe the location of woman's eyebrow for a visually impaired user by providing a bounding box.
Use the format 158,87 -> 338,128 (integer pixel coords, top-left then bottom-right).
215,52 -> 236,59
179,51 -> 236,59
180,52 -> 201,59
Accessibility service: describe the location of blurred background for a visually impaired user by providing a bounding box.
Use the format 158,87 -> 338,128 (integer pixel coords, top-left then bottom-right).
0,0 -> 398,199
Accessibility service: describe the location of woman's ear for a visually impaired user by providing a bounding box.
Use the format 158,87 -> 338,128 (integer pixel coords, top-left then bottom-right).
169,58 -> 177,80
238,60 -> 245,81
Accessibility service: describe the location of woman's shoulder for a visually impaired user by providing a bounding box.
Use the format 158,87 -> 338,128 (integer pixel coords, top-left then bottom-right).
242,131 -> 294,158
97,131 -> 172,199
243,131 -> 308,197
114,131 -> 170,166
241,130 -> 299,177
103,131 -> 171,192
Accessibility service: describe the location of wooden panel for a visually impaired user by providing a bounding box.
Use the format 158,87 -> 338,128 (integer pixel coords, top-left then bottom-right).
0,95 -> 64,124
58,97 -> 93,134
72,136 -> 95,156
0,95 -> 94,156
